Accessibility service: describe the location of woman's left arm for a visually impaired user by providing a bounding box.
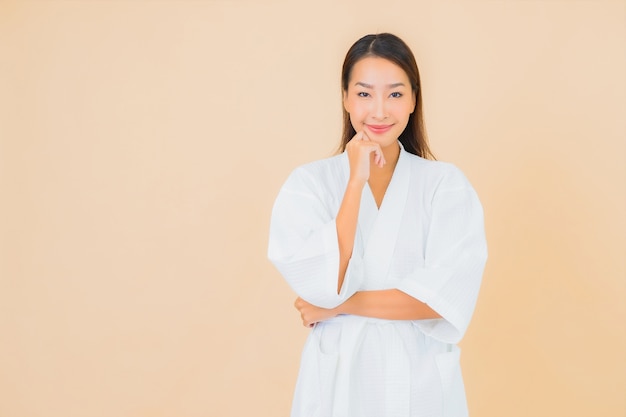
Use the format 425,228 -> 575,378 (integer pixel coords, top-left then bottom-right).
295,289 -> 440,327
296,165 -> 487,335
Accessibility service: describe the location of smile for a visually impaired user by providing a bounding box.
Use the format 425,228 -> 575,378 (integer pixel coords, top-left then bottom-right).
366,124 -> 393,134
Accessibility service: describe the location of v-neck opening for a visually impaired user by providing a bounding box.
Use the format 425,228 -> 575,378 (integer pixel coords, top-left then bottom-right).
360,149 -> 410,289
367,168 -> 397,211
363,182 -> 382,212
367,146 -> 401,211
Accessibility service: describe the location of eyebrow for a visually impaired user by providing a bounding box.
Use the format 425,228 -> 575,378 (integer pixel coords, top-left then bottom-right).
354,82 -> 406,89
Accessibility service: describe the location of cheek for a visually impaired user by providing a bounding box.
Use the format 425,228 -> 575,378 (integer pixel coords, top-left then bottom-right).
346,96 -> 368,114
349,113 -> 362,130
347,104 -> 366,124
392,103 -> 413,122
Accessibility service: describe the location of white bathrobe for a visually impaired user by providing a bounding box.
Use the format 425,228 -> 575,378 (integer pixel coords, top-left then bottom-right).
268,144 -> 487,417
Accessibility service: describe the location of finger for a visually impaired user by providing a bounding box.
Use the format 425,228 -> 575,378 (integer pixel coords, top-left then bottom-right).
377,151 -> 386,167
348,131 -> 364,143
368,145 -> 383,162
367,145 -> 381,164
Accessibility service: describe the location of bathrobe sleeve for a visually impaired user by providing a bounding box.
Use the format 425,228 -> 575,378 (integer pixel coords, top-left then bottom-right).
268,166 -> 364,309
388,165 -> 488,344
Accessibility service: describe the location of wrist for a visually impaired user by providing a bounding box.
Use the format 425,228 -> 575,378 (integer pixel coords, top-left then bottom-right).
336,293 -> 357,316
347,178 -> 366,190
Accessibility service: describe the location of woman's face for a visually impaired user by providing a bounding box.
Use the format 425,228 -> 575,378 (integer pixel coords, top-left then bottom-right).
343,56 -> 416,149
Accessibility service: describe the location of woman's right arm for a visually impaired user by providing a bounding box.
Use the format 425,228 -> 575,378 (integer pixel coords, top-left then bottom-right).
268,131 -> 383,307
335,130 -> 385,293
335,181 -> 363,293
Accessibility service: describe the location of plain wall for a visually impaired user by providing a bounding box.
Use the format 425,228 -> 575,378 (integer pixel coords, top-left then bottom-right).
1,1 -> 624,416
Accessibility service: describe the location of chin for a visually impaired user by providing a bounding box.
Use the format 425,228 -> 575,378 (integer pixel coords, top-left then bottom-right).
375,136 -> 400,148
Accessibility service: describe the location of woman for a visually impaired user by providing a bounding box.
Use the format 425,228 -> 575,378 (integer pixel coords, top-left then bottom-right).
268,33 -> 487,417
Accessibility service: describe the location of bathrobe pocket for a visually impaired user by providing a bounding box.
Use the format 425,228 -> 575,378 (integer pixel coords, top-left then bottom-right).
435,347 -> 468,417
291,324 -> 340,417
316,322 -> 341,416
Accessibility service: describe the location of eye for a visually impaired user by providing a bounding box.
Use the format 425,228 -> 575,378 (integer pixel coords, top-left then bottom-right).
357,92 -> 370,98
390,92 -> 403,98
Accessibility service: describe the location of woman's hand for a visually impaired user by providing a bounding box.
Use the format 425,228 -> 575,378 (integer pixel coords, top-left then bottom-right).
294,297 -> 340,328
345,130 -> 385,184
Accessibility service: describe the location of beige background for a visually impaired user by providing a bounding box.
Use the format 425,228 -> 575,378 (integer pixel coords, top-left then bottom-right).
1,1 -> 624,416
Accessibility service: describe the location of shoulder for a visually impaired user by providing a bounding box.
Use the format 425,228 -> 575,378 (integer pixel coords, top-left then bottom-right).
281,153 -> 347,192
403,152 -> 473,191
293,153 -> 346,176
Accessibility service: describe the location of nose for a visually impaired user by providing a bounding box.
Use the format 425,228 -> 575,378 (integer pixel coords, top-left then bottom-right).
372,96 -> 387,120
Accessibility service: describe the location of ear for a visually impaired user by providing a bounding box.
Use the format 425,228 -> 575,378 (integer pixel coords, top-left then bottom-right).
410,90 -> 417,114
342,89 -> 350,113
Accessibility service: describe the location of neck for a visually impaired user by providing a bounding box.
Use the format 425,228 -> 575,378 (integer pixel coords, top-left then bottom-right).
370,141 -> 400,178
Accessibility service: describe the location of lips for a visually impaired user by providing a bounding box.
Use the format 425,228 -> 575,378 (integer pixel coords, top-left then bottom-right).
366,124 -> 393,134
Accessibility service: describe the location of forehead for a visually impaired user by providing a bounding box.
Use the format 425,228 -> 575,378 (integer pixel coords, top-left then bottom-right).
349,56 -> 410,86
